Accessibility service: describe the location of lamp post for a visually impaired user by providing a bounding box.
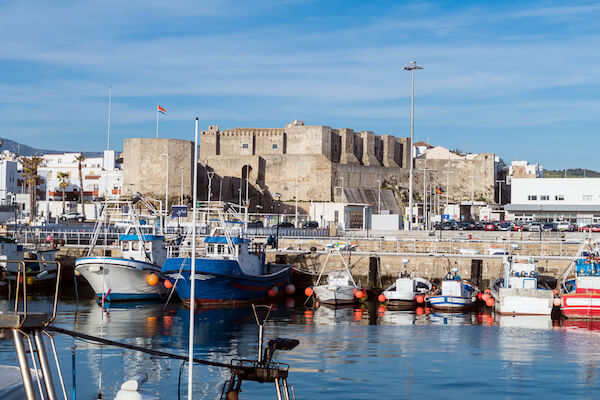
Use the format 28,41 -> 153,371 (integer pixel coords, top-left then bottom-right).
496,179 -> 505,205
377,179 -> 381,214
295,163 -> 299,228
340,176 -> 344,204
403,60 -> 423,230
419,168 -> 432,230
207,169 -> 214,203
161,153 -> 169,230
442,170 -> 455,211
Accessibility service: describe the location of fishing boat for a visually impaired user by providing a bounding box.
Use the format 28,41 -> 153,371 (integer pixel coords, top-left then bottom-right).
162,205 -> 293,306
560,242 -> 600,319
428,268 -> 479,310
75,198 -> 168,302
308,243 -> 362,305
0,236 -> 58,291
490,256 -> 554,315
381,271 -> 432,305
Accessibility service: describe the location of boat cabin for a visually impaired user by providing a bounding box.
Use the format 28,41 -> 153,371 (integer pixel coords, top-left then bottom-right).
574,258 -> 600,293
506,260 -> 537,289
327,270 -> 354,287
442,272 -> 475,298
204,236 -> 264,275
119,234 -> 166,266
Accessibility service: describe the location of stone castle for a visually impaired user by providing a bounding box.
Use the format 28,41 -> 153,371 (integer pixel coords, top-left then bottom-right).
123,121 -> 499,214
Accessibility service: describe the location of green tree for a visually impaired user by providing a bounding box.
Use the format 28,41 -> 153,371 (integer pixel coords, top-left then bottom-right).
21,156 -> 43,223
57,171 -> 69,214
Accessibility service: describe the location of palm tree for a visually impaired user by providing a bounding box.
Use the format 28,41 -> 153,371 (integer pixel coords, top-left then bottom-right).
57,171 -> 69,214
21,156 -> 43,223
75,154 -> 85,219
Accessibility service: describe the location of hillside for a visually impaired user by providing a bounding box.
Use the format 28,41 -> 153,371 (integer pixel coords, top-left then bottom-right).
0,137 -> 102,157
544,168 -> 600,178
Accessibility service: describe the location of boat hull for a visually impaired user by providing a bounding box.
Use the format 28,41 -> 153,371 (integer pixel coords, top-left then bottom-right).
162,258 -> 292,305
561,293 -> 600,319
428,295 -> 475,310
494,288 -> 553,315
75,257 -> 167,301
313,285 -> 357,305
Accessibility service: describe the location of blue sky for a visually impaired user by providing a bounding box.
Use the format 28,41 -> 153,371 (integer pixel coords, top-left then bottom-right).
1,0 -> 600,169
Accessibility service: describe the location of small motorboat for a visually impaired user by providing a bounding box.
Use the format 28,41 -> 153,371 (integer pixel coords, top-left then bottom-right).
0,236 -> 58,291
382,271 -> 432,305
490,256 -> 554,315
310,243 -> 362,305
428,268 -> 479,310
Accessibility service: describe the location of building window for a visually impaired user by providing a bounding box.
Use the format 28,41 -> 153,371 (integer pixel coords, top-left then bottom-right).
47,171 -> 52,179
555,195 -> 565,201
583,195 -> 593,201
242,144 -> 249,149
540,195 -> 549,201
528,195 -> 537,201
272,144 -> 278,149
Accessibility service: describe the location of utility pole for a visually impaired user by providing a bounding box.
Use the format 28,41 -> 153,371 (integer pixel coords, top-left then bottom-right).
295,163 -> 299,228
403,60 -> 424,230
496,179 -> 505,205
443,171 -> 455,215
419,168 -> 432,230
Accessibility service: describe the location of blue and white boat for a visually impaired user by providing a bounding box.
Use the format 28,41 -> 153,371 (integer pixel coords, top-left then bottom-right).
428,269 -> 478,310
162,224 -> 292,306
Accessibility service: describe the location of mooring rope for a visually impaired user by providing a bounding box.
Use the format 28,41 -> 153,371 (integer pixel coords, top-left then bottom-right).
47,326 -> 234,369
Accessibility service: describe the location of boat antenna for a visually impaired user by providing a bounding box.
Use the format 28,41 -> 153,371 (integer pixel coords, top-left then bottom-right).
187,117 -> 199,399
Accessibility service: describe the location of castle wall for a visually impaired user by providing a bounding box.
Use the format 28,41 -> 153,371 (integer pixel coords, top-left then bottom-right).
360,131 -> 380,166
286,125 -> 332,159
339,128 -> 359,165
123,138 -> 194,202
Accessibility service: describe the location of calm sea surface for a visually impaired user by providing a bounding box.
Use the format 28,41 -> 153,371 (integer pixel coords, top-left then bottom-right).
2,297 -> 600,399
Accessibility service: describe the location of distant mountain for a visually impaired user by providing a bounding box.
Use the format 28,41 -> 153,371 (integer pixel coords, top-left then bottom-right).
0,137 -> 102,157
544,168 -> 600,178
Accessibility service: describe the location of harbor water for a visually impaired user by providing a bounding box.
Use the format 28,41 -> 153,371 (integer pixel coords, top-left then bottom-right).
2,297 -> 600,399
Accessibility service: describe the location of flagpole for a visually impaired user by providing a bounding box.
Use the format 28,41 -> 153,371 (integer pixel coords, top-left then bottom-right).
107,87 -> 111,151
156,106 -> 159,138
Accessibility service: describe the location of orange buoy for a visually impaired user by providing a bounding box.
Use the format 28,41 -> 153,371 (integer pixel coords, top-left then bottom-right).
354,290 -> 364,299
416,307 -> 424,315
477,292 -> 483,300
553,298 -> 562,307
285,284 -> 296,295
416,295 -> 424,304
267,288 -> 277,298
553,289 -> 558,296
378,294 -> 386,303
304,287 -> 314,297
164,280 -> 173,289
485,298 -> 495,307
482,293 -> 490,302
377,305 -> 386,314
146,273 -> 159,286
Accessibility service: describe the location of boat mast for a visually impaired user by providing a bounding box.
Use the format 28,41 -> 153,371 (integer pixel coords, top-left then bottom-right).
187,118 -> 199,399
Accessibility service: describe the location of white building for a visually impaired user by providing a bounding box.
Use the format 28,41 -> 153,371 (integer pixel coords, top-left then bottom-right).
310,202 -> 372,231
509,160 -> 544,178
39,150 -> 122,202
0,160 -> 18,205
505,178 -> 600,225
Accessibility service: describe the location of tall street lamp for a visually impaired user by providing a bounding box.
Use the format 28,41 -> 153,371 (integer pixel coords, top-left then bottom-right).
161,153 -> 169,231
403,60 -> 423,231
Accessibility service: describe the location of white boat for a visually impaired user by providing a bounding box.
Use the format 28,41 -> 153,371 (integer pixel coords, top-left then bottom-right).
382,272 -> 432,304
311,244 -> 361,305
0,236 -> 58,290
0,366 -> 39,400
428,269 -> 478,310
75,198 -> 168,302
491,256 -> 553,315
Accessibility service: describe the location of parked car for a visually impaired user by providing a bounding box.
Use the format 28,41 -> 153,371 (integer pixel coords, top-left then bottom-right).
497,221 -> 512,231
578,224 -> 600,232
484,222 -> 497,231
557,222 -> 575,232
457,221 -> 474,230
473,221 -> 485,230
274,222 -> 295,229
302,221 -> 319,229
529,222 -> 542,232
247,220 -> 264,228
511,222 -> 524,231
59,212 -> 85,222
441,221 -> 457,230
542,222 -> 557,232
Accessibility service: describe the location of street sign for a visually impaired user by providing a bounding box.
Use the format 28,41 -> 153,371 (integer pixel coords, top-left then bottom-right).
442,214 -> 450,221
171,205 -> 188,218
